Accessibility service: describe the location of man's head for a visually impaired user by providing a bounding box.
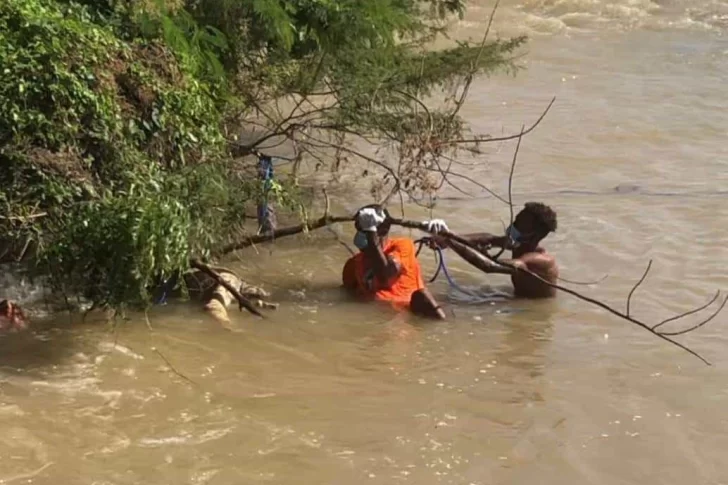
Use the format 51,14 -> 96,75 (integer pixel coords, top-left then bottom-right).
510,202 -> 557,247
353,204 -> 392,251
354,204 -> 392,237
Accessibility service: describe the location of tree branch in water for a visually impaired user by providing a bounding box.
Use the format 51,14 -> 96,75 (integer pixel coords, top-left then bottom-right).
215,215 -> 352,256
389,218 -> 721,366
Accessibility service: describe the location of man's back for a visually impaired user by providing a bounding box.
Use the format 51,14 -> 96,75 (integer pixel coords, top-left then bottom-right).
342,237 -> 424,304
511,247 -> 558,298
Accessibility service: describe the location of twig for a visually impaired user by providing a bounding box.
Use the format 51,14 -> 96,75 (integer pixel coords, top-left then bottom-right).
326,225 -> 356,256
626,260 -> 652,317
506,125 -> 524,230
189,259 -> 264,318
659,293 -> 727,336
652,290 -> 721,331
556,274 -> 609,286
395,89 -> 434,134
493,125 -> 525,260
152,347 -> 197,386
421,163 -> 510,204
448,0 -> 500,123
444,96 -> 556,148
300,134 -> 403,190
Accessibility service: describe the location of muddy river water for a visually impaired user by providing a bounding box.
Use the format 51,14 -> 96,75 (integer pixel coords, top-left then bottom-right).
2,0 -> 728,483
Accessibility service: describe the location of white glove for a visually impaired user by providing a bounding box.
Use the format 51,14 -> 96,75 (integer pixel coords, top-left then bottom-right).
422,219 -> 449,234
356,207 -> 387,232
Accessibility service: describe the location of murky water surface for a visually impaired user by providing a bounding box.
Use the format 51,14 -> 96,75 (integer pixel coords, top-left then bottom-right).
2,1 -> 728,483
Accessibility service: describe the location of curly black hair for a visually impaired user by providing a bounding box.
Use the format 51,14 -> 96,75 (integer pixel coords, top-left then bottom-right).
522,202 -> 557,234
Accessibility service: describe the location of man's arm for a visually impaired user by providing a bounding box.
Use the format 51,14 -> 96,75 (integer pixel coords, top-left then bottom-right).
365,232 -> 401,285
447,239 -> 513,275
462,232 -> 507,249
433,232 -> 507,252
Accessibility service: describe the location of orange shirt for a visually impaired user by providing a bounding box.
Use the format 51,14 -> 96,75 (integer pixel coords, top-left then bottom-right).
341,237 -> 425,307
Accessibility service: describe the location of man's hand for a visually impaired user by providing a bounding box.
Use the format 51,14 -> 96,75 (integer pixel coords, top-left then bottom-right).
356,207 -> 387,232
422,219 -> 449,234
427,234 -> 449,249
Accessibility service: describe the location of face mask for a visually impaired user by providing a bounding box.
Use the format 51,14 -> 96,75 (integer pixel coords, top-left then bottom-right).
506,224 -> 523,247
353,231 -> 369,250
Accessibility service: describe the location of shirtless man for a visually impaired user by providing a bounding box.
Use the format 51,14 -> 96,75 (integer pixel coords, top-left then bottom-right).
433,202 -> 558,298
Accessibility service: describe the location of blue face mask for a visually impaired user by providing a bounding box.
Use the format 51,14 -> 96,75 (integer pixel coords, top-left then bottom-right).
353,231 -> 369,250
506,224 -> 523,247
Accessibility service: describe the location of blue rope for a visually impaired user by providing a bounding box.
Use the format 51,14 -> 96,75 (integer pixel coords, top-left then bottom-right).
416,238 -> 505,301
416,238 -> 471,294
433,247 -> 484,297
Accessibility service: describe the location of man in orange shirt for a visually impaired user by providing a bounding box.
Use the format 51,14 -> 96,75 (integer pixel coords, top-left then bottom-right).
342,204 -> 447,320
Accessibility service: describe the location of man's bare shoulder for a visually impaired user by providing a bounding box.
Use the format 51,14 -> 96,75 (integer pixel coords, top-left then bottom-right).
517,249 -> 557,271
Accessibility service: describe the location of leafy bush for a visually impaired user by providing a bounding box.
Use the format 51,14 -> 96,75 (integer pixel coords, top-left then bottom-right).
0,0 -> 527,311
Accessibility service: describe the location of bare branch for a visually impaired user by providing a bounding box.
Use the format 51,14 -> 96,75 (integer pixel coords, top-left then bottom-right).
300,134 -> 403,190
444,96 -> 555,148
491,125 -> 525,260
626,260 -> 652,317
448,0 -> 500,123
660,295 -> 727,337
153,347 -> 197,386
390,218 -> 719,365
652,290 -> 721,331
421,163 -> 510,204
556,274 -> 609,286
215,215 -> 352,256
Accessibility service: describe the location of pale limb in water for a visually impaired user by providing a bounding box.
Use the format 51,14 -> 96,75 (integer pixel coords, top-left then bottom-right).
189,259 -> 263,318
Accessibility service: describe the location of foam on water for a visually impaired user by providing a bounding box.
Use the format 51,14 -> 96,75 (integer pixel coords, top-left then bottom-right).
478,0 -> 727,35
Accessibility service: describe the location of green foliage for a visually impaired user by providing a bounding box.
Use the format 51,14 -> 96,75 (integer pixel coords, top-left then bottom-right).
43,174 -> 191,308
0,0 -> 238,308
0,0 -> 527,312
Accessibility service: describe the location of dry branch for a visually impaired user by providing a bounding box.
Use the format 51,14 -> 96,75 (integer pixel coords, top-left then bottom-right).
389,218 -> 721,365
447,0 -> 500,124
216,215 -> 352,256
443,96 -> 556,148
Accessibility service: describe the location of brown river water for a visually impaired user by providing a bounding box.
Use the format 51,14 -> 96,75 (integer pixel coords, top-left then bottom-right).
2,0 -> 728,483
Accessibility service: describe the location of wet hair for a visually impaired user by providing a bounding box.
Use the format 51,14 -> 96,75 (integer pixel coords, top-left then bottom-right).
355,203 -> 392,237
521,202 -> 557,235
